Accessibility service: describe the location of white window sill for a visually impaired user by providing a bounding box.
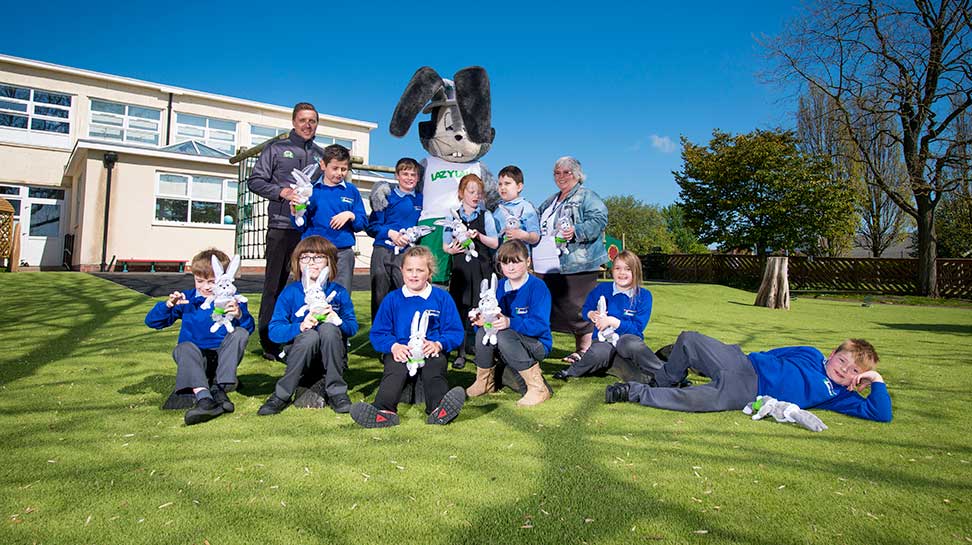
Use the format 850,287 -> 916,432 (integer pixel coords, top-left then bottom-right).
152,221 -> 236,230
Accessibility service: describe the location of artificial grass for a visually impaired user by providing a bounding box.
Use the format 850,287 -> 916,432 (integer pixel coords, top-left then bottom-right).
1,273 -> 970,545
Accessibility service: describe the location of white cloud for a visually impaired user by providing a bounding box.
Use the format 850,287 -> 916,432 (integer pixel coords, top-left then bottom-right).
650,134 -> 677,154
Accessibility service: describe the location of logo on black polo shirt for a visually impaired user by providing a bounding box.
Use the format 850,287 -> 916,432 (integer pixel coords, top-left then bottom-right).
283,151 -> 294,158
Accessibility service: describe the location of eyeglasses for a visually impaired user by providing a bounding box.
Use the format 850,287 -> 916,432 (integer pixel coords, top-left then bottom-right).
553,170 -> 574,178
299,254 -> 327,264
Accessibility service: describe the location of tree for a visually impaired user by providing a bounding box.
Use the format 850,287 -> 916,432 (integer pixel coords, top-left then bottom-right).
674,128 -> 856,256
765,0 -> 972,295
603,195 -> 675,254
661,204 -> 709,253
937,103 -> 972,257
796,87 -> 910,256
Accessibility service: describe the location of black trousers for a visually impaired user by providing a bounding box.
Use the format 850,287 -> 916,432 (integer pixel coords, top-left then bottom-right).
259,228 -> 300,354
274,325 -> 348,401
172,328 -> 249,392
369,245 -> 404,319
373,353 -> 449,415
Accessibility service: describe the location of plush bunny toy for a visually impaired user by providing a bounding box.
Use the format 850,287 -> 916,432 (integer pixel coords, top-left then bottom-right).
370,66 -> 498,251
469,273 -> 501,345
289,163 -> 317,227
500,205 -> 522,243
406,310 -> 433,376
743,395 -> 828,432
435,209 -> 478,262
595,295 -> 619,346
294,266 -> 343,327
201,255 -> 248,333
555,214 -> 574,256
386,225 -> 435,255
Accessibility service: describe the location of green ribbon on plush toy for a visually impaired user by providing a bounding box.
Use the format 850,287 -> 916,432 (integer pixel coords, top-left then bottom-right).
295,203 -> 308,212
555,235 -> 567,244
315,312 -> 330,322
460,238 -> 472,249
213,307 -> 226,315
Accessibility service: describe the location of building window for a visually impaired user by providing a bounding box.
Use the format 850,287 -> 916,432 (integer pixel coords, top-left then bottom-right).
0,83 -> 71,134
89,99 -> 162,146
174,113 -> 237,155
155,172 -> 238,226
0,185 -> 21,221
250,124 -> 289,147
316,134 -> 354,152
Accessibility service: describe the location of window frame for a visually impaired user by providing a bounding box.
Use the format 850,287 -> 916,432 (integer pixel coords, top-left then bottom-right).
0,83 -> 72,135
154,171 -> 238,227
173,112 -> 238,156
88,98 -> 163,146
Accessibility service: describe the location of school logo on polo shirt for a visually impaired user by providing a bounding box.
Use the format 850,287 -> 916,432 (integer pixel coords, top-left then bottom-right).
425,309 -> 441,318
515,307 -> 529,315
623,309 -> 636,317
341,197 -> 353,204
283,151 -> 294,158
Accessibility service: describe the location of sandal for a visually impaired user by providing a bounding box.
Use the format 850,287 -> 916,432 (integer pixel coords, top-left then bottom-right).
562,352 -> 585,365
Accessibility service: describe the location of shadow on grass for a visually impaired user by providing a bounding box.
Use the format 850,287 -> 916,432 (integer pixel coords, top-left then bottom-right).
878,322 -> 972,335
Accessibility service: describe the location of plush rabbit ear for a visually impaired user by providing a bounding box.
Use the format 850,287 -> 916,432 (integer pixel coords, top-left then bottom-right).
390,67 -> 444,138
211,255 -> 225,278
301,266 -> 313,291
480,278 -> 489,293
598,295 -> 607,312
301,163 -> 318,178
410,310 -> 421,334
490,273 -> 497,290
325,290 -> 337,302
318,266 -> 330,288
451,208 -> 461,220
453,66 -> 494,145
225,255 -> 241,279
419,311 -> 430,337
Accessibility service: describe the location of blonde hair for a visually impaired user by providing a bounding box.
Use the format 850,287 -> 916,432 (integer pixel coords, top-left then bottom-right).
836,339 -> 879,371
402,245 -> 437,277
190,248 -> 229,278
289,236 -> 338,281
612,250 -> 643,290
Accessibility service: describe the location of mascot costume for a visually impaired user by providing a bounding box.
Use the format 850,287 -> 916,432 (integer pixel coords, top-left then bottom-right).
371,66 -> 497,284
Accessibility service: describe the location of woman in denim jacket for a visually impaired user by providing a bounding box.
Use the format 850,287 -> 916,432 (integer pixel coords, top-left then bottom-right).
533,156 -> 609,364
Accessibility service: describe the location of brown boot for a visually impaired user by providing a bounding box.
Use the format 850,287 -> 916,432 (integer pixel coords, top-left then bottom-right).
516,364 -> 551,407
466,367 -> 496,397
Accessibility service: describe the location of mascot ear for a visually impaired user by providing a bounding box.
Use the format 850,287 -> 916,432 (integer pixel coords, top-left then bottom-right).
390,67 -> 444,138
453,67 -> 494,145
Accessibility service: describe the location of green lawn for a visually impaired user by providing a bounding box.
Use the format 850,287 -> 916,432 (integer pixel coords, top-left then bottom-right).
1,273 -> 970,545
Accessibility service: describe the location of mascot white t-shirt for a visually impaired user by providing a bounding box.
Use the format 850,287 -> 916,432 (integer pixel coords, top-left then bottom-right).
420,156 -> 484,220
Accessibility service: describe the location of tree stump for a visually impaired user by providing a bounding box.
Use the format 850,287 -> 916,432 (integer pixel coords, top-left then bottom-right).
755,256 -> 790,309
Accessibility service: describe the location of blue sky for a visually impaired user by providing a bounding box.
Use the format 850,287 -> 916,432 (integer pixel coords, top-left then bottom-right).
2,0 -> 802,205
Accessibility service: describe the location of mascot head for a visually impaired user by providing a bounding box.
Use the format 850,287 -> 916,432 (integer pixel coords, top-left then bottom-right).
389,66 -> 494,163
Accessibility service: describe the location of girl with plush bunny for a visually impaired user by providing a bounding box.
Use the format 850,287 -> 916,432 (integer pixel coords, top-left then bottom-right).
554,250 -> 660,383
145,248 -> 254,426
351,246 -> 467,428
440,173 -> 499,370
258,236 -> 359,416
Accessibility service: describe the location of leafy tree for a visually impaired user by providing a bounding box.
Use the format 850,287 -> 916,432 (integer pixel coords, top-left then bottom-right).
603,195 -> 675,254
674,128 -> 856,256
661,204 -> 709,253
765,0 -> 972,295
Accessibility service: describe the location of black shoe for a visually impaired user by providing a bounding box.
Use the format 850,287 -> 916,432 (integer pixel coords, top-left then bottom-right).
329,393 -> 352,414
605,382 -> 631,404
257,394 -> 290,416
553,369 -> 571,381
350,403 -> 400,428
262,351 -> 279,362
184,397 -> 224,425
427,387 -> 466,425
452,356 -> 466,370
212,385 -> 235,413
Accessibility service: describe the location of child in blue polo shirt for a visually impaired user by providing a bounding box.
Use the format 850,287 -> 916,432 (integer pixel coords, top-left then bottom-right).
350,246 -> 467,428
145,248 -> 254,426
467,240 -> 553,407
257,236 -> 358,416
492,165 -> 540,246
365,157 -> 423,319
605,332 -> 892,423
554,250 -> 659,382
293,144 -> 367,290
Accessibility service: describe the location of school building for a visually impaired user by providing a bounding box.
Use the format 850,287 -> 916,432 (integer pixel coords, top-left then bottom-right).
0,53 -> 385,272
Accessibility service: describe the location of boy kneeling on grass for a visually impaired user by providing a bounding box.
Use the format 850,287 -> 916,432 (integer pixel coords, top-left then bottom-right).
605,331 -> 892,424
145,249 -> 254,426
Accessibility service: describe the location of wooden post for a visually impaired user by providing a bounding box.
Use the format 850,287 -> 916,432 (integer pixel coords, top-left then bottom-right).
10,223 -> 21,273
755,256 -> 790,309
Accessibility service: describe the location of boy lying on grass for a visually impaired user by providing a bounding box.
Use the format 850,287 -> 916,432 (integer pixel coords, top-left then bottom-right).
605,331 -> 891,426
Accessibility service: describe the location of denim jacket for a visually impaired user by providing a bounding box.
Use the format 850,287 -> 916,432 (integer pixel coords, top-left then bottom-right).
537,183 -> 609,274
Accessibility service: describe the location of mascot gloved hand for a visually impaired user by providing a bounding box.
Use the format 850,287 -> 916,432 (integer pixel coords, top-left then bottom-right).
371,66 -> 498,283
743,395 -> 828,432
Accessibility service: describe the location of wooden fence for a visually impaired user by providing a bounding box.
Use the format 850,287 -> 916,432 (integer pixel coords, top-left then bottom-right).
640,254 -> 972,298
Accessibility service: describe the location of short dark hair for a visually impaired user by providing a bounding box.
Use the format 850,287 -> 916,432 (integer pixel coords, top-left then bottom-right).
292,102 -> 318,120
190,248 -> 230,278
289,236 -> 338,281
322,144 -> 351,165
498,165 -> 524,185
396,157 -> 420,173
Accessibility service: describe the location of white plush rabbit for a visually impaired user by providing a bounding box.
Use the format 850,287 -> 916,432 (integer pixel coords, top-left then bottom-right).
500,205 -> 522,242
743,395 -> 828,432
290,163 -> 317,227
595,295 -> 619,346
294,266 -> 343,327
435,209 -> 478,262
406,310 -> 432,376
201,255 -> 248,333
555,214 -> 573,256
385,224 -> 435,255
469,273 -> 500,345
